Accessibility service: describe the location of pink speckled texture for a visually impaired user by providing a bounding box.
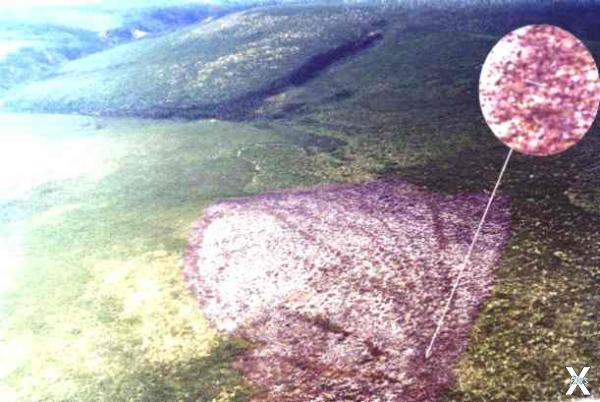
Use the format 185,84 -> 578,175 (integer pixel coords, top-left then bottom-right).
480,24 -> 600,156
185,179 -> 510,401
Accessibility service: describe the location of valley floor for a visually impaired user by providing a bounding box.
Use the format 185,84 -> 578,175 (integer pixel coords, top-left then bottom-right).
0,111 -> 597,401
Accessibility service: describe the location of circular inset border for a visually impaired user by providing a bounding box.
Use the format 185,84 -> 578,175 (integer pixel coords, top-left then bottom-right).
480,25 -> 600,156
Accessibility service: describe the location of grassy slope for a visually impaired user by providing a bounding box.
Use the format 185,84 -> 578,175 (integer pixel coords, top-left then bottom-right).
265,28 -> 600,400
0,115 -> 362,401
0,6 -> 599,402
0,24 -> 104,93
2,6 -> 387,118
0,3 -> 244,95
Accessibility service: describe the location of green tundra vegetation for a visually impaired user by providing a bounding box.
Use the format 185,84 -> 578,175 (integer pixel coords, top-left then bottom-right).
0,3 -> 598,401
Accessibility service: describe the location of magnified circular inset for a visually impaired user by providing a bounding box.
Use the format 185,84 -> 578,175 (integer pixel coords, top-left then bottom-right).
480,24 -> 600,156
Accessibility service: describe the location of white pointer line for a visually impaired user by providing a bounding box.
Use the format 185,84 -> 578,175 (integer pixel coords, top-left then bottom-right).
425,148 -> 513,359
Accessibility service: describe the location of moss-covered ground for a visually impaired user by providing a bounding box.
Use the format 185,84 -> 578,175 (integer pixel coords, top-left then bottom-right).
0,115 -> 360,401
0,8 -> 599,401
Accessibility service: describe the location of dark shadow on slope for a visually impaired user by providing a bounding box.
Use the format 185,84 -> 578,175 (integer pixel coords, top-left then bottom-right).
3,26 -> 385,120
125,29 -> 385,120
287,30 -> 384,86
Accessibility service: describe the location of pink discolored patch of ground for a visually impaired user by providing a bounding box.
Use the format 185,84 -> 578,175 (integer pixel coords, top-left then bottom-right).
480,24 -> 600,156
184,179 -> 511,401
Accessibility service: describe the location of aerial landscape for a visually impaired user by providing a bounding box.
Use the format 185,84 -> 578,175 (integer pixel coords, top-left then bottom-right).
0,0 -> 598,401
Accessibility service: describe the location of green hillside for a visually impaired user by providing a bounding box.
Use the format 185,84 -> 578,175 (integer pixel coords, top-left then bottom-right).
2,6 -> 388,118
0,3 -> 599,401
